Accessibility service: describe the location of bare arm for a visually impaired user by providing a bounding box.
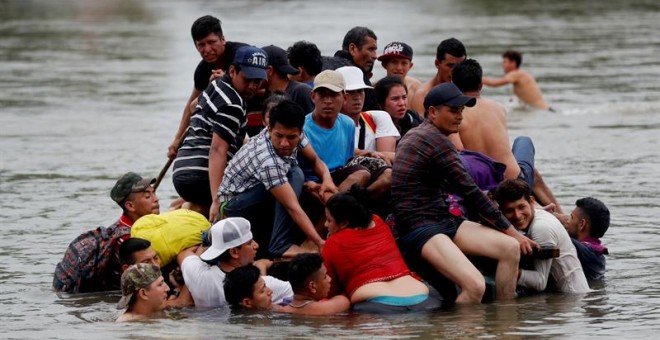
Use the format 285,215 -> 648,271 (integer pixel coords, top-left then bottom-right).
209,134 -> 230,222
270,183 -> 325,248
410,88 -> 427,116
448,132 -> 464,151
301,144 -> 338,201
483,72 -> 516,87
279,295 -> 351,316
375,136 -> 397,153
168,88 -> 202,158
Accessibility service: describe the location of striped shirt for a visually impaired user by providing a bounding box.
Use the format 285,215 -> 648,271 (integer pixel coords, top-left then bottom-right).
218,128 -> 309,203
173,76 -> 247,175
391,120 -> 511,235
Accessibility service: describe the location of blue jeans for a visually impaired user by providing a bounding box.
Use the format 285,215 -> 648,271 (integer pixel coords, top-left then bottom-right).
223,166 -> 304,257
512,136 -> 535,190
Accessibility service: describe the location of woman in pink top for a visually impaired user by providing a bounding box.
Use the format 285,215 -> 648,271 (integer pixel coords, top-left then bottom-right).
322,186 -> 444,313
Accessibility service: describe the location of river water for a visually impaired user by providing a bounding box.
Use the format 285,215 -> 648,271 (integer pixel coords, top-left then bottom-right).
1,0 -> 659,338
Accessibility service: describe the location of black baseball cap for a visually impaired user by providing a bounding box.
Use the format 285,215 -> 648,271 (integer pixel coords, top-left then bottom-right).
423,83 -> 477,109
262,45 -> 300,75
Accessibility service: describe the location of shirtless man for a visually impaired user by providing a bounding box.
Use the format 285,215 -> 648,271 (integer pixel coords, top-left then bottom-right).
451,59 -> 562,213
410,38 -> 466,115
377,41 -> 422,109
482,50 -> 551,111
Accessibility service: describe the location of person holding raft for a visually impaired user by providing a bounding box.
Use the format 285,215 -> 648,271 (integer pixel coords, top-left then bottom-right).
321,186 -> 444,313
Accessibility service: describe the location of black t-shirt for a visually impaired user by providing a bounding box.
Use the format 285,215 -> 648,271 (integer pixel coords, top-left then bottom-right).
193,41 -> 249,91
285,81 -> 314,113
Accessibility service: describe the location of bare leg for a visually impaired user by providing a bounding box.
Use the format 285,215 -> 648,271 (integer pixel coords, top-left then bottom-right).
280,244 -> 316,260
420,234 -> 486,304
532,167 -> 563,214
337,170 -> 371,192
366,168 -> 392,202
453,221 -> 521,300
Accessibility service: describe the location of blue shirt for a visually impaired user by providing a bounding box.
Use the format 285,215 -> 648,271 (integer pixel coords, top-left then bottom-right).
301,113 -> 355,181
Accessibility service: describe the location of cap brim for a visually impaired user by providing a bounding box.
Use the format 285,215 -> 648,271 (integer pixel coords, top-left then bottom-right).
313,84 -> 344,92
275,64 -> 300,75
241,66 -> 268,80
117,293 -> 133,309
377,53 -> 412,61
446,95 -> 477,108
345,84 -> 373,91
200,247 -> 223,262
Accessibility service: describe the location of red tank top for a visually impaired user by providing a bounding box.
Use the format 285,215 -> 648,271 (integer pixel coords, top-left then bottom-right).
322,215 -> 411,297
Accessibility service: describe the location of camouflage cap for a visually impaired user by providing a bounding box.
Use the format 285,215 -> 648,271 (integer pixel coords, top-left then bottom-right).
117,263 -> 161,309
110,172 -> 156,205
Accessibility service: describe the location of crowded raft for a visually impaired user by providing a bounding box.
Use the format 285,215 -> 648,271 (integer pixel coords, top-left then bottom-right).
52,15 -> 611,322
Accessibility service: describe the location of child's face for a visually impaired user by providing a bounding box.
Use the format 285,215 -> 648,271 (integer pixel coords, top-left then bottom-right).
246,277 -> 273,310
312,265 -> 332,299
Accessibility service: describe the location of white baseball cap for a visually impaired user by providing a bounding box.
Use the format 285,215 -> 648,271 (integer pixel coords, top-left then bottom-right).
200,217 -> 253,261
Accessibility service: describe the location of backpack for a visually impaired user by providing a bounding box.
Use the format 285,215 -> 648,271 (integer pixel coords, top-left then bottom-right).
53,222 -> 130,293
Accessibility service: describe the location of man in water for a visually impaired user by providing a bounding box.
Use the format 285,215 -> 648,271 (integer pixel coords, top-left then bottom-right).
554,197 -> 610,281
116,263 -> 170,322
493,179 -> 590,293
482,50 -> 552,111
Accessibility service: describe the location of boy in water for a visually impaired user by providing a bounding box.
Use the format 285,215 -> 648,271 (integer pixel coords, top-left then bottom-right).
277,253 -> 350,315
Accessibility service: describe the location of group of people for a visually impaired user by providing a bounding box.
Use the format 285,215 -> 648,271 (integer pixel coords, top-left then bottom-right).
53,15 -> 612,322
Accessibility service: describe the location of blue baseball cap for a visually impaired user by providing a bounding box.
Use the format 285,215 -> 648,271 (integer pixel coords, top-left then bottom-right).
233,46 -> 269,80
423,83 -> 476,109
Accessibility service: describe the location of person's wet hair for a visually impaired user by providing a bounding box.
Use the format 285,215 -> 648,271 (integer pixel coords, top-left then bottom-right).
342,26 -> 377,50
503,50 -> 522,67
262,92 -> 287,121
492,179 -> 532,207
287,253 -> 323,293
223,265 -> 261,308
452,59 -> 483,93
269,99 -> 305,130
287,41 -> 323,77
325,185 -> 372,229
576,197 -> 610,238
119,238 -> 151,266
436,37 -> 466,61
374,75 -> 407,109
191,15 -> 223,42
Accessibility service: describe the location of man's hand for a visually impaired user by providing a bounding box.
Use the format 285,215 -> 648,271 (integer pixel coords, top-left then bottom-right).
514,232 -> 538,256
318,181 -> 338,203
167,138 -> 181,159
253,259 -> 273,275
209,200 -> 220,223
209,69 -> 224,83
304,181 -> 324,202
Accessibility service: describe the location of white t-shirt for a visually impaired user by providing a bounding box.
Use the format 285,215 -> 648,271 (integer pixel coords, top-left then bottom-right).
518,210 -> 591,293
181,256 -> 293,308
354,110 -> 400,151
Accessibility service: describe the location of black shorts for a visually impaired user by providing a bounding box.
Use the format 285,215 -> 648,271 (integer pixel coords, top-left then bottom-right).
330,164 -> 370,186
345,156 -> 390,180
172,171 -> 212,206
398,218 -> 464,258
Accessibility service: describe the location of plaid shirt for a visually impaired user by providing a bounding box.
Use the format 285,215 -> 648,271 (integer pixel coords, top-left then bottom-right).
391,120 -> 511,235
218,128 -> 309,202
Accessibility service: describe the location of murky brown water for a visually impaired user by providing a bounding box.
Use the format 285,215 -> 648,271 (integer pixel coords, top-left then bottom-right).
1,0 -> 660,338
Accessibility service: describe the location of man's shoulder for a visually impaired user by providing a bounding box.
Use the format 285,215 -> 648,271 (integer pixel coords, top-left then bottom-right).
287,80 -> 312,92
467,98 -> 507,122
